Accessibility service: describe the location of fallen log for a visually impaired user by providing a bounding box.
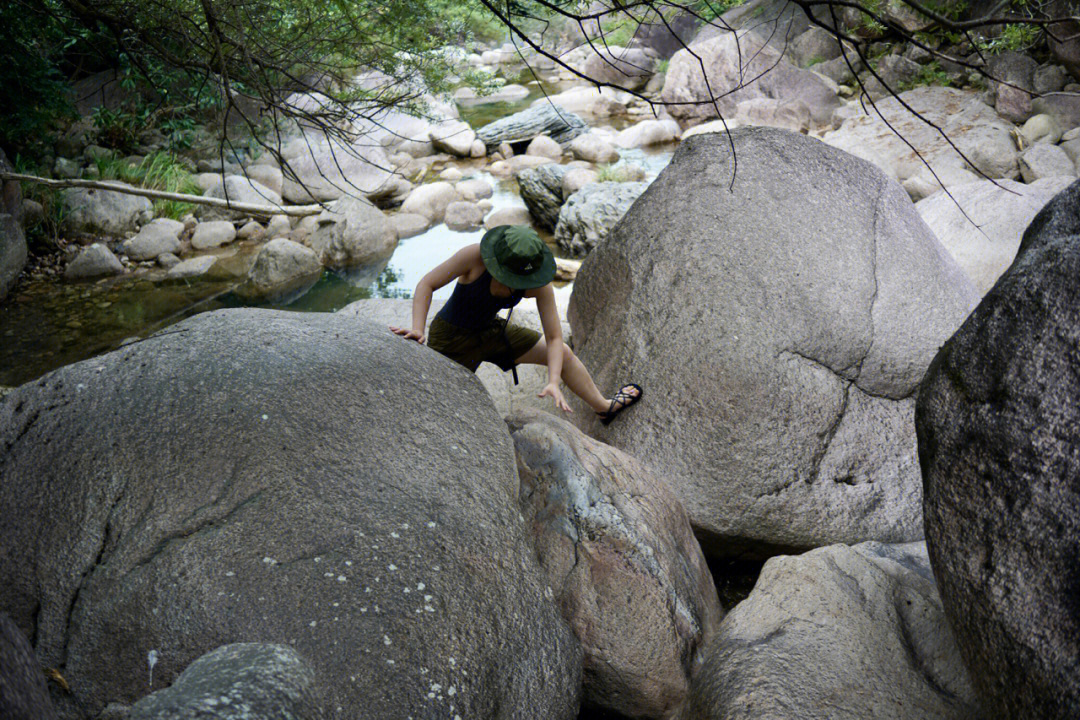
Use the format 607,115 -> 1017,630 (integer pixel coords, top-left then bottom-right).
0,172 -> 324,217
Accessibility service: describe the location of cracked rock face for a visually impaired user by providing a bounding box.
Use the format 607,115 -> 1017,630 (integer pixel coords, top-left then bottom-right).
568,127 -> 978,558
0,309 -> 582,720
508,410 -> 723,719
916,178 -> 1080,720
685,542 -> 979,720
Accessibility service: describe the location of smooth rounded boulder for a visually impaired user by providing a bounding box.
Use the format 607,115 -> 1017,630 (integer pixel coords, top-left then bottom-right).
0,309 -> 582,719
916,178 -> 1080,720
686,542 -> 979,720
568,127 -> 978,558
508,410 -> 722,719
915,178 -> 1073,296
307,195 -> 397,268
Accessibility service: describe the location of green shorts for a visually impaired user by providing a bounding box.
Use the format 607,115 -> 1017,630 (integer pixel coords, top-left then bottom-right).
427,315 -> 541,373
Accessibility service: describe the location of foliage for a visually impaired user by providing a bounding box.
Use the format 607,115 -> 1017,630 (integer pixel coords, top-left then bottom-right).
976,23 -> 1043,54
12,155 -> 69,249
898,60 -> 953,90
691,0 -> 747,23
595,164 -> 638,182
0,3 -> 77,155
93,152 -> 202,219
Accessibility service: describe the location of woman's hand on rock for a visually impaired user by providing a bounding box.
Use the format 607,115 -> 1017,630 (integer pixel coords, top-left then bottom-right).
539,383 -> 572,413
389,325 -> 425,344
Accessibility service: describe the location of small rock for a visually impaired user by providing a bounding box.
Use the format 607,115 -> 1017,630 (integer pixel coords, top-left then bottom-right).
455,178 -> 494,202
64,243 -> 124,280
569,133 -> 620,164
391,213 -> 431,239
166,256 -> 218,280
265,215 -> 291,239
1021,113 -> 1064,145
469,139 -> 487,158
191,221 -> 237,250
444,201 -> 484,231
439,167 -> 464,182
430,120 -> 477,157
240,238 -> 323,302
157,253 -> 181,269
614,119 -> 680,148
53,157 -> 81,179
498,141 -> 514,159
1019,143 -> 1076,182
399,182 -> 462,223
119,218 -> 183,261
237,221 -> 265,241
484,206 -> 532,229
561,168 -> 598,198
525,135 -> 563,159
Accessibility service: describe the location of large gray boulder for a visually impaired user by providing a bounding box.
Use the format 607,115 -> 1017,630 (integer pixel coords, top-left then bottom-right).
518,165 -> 568,232
200,175 -> 284,221
279,133 -> 396,203
475,104 -> 588,154
823,88 -> 1019,200
239,238 -> 323,303
686,542 -> 979,720
662,31 -> 839,126
583,46 -> 656,90
339,298 -> 567,417
508,410 -> 722,719
915,178 -> 1071,295
1,613 -> 58,720
554,181 -> 648,257
568,127 -> 978,558
61,183 -> 153,236
307,195 -> 397,268
0,309 -> 582,719
128,644 -> 322,720
0,149 -> 27,301
916,178 -> 1080,720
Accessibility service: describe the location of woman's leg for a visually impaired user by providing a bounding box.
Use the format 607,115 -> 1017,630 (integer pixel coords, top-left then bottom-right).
515,338 -> 626,414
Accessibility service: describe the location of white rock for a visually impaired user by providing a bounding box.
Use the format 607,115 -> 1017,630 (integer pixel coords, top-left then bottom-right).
391,213 -> 431,239
64,243 -> 123,279
241,238 -> 323,302
484,207 -> 532,229
399,182 -> 463,222
444,201 -> 485,231
455,178 -> 494,202
916,178 -> 1070,295
614,119 -> 680,148
569,133 -> 620,164
119,218 -> 183,261
429,120 -> 477,157
1019,143 -> 1076,182
167,255 -> 218,279
191,221 -> 237,250
525,135 -> 563,159
265,215 -> 291,239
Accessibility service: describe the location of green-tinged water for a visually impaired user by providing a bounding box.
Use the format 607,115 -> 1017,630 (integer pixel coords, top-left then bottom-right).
0,99 -> 676,388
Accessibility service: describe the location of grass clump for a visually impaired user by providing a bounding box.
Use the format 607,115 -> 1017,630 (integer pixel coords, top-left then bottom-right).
95,151 -> 201,220
595,164 -> 637,183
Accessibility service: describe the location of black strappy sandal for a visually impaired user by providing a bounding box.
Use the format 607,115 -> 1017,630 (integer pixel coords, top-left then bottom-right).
597,383 -> 643,426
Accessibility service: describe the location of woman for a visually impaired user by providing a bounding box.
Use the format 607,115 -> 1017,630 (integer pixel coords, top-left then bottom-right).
389,225 -> 642,423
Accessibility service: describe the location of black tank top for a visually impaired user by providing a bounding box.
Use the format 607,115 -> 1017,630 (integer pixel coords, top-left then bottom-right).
436,270 -> 525,331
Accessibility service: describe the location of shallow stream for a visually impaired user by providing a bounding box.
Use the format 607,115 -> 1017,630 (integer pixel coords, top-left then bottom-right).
0,85 -> 675,387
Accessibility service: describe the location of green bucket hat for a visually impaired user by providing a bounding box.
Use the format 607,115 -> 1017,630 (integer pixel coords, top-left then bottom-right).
479,225 -> 556,290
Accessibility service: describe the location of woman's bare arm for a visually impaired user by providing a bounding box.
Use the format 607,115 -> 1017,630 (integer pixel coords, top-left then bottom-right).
390,244 -> 482,342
